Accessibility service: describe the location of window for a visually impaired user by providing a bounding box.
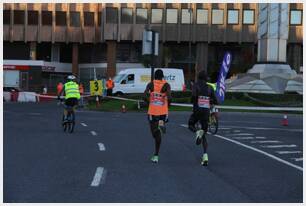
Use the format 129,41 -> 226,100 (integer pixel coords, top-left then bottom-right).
56,11 -> 66,26
151,9 -> 163,24
227,10 -> 239,24
28,11 -> 38,25
127,74 -> 134,84
14,10 -> 25,24
70,11 -> 80,27
212,9 -> 223,25
121,8 -> 133,24
106,7 -> 118,23
290,10 -> 302,25
243,10 -> 254,25
136,8 -> 147,24
196,9 -> 208,24
84,12 -> 94,26
98,12 -> 102,26
42,11 -> 52,25
166,9 -> 178,24
3,10 -> 10,25
181,9 -> 192,24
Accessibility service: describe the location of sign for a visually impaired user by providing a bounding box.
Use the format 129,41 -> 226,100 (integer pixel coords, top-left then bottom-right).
3,65 -> 30,71
216,52 -> 232,103
90,80 -> 103,96
42,66 -> 55,72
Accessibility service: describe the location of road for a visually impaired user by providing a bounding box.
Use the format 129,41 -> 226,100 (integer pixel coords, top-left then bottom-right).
3,102 -> 303,203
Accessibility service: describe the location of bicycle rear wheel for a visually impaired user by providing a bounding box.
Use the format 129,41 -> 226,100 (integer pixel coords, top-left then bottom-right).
68,112 -> 75,133
62,114 -> 67,132
209,113 -> 218,134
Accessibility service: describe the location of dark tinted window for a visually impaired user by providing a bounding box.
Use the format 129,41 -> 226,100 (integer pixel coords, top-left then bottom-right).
70,11 -> 80,27
106,7 -> 118,23
136,8 -> 147,24
28,11 -> 38,25
84,12 -> 94,26
98,12 -> 102,26
121,8 -> 133,24
14,10 -> 25,24
3,10 -> 10,24
42,11 -> 52,25
56,11 -> 66,26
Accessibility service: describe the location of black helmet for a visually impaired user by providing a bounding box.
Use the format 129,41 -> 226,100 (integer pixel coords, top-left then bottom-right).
154,69 -> 164,80
198,70 -> 207,81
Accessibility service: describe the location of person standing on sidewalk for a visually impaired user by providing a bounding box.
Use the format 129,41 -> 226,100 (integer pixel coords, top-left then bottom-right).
106,77 -> 115,96
144,69 -> 171,163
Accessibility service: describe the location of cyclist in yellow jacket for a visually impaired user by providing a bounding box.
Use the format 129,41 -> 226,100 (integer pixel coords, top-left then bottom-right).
58,75 -> 81,122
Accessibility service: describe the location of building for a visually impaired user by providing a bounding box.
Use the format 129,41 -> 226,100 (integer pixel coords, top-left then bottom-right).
3,3 -> 303,92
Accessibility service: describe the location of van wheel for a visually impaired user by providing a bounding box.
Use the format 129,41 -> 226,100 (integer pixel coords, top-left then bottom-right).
115,92 -> 124,96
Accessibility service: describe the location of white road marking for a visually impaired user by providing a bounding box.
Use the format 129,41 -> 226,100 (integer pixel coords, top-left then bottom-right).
261,144 -> 297,148
222,125 -> 302,132
91,131 -> 97,136
218,128 -> 231,130
255,136 -> 266,139
251,140 -> 281,144
232,136 -> 254,140
81,123 -> 87,127
233,130 -> 241,132
276,151 -> 302,154
98,143 -> 105,151
180,124 -> 188,128
228,133 -> 254,136
214,134 -> 303,172
291,158 -> 303,162
91,167 -> 105,187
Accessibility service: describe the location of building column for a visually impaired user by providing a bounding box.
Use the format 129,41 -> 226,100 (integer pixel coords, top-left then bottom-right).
72,43 -> 79,76
29,42 -> 37,60
289,44 -> 302,72
106,41 -> 117,78
195,42 -> 208,79
51,43 -> 60,62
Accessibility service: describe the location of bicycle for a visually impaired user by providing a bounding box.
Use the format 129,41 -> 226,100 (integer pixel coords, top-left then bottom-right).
59,100 -> 76,133
208,105 -> 218,134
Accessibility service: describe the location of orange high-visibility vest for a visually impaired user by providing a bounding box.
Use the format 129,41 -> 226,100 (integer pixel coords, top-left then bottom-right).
79,84 -> 84,94
106,80 -> 114,89
148,80 -> 168,116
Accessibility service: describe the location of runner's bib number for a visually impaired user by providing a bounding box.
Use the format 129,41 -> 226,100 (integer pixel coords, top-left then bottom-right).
151,92 -> 166,106
198,96 -> 210,108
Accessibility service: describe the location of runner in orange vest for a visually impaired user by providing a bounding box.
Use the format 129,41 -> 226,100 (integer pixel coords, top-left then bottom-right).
57,82 -> 63,96
144,69 -> 171,163
106,77 -> 115,96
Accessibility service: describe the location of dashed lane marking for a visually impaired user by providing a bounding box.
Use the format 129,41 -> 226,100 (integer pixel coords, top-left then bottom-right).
251,140 -> 281,144
81,123 -> 88,127
276,151 -> 302,154
255,136 -> 266,139
292,158 -> 303,162
214,134 -> 303,172
228,133 -> 253,136
91,167 -> 106,187
221,125 -> 302,133
232,136 -> 254,140
98,143 -> 105,151
91,131 -> 97,136
233,130 -> 241,132
261,144 -> 297,148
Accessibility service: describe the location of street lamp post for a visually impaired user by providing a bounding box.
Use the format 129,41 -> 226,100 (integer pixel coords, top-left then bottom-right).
188,6 -> 192,88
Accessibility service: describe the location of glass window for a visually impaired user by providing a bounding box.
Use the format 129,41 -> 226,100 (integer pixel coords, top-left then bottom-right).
181,9 -> 192,24
84,12 -> 94,26
70,11 -> 80,27
166,9 -> 178,24
212,9 -> 223,25
28,11 -> 38,25
127,74 -> 134,84
3,10 -> 10,25
196,9 -> 208,24
151,9 -> 163,24
121,8 -> 133,24
290,10 -> 302,25
243,10 -> 254,25
136,8 -> 147,24
106,7 -> 118,23
98,12 -> 102,26
14,10 -> 25,24
227,10 -> 239,24
42,11 -> 52,25
56,11 -> 66,26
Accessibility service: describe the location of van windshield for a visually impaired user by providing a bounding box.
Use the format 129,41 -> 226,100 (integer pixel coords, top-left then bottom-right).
113,74 -> 125,83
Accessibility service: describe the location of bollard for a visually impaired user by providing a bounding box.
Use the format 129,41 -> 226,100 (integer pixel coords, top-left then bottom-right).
96,96 -> 100,108
121,104 -> 126,113
281,114 -> 288,126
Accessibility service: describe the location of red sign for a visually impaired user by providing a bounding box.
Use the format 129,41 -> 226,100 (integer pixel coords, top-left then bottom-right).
3,65 -> 30,71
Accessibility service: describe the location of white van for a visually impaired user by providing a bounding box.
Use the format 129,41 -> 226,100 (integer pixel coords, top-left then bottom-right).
112,68 -> 185,95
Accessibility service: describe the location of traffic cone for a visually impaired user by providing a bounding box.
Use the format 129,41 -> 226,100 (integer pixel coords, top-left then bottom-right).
281,114 -> 288,126
121,104 -> 126,113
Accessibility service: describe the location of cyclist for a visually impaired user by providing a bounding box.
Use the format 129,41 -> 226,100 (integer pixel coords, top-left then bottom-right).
144,69 -> 171,163
58,75 -> 81,123
188,70 -> 218,166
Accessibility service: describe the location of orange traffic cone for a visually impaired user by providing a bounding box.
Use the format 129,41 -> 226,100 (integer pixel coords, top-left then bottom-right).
121,104 -> 126,113
281,114 -> 288,126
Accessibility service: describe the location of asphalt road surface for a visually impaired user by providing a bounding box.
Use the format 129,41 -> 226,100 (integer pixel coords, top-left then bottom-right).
3,102 -> 303,203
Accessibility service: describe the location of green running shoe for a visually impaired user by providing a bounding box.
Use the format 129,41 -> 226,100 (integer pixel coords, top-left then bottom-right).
195,129 -> 204,145
151,155 -> 159,163
201,153 -> 208,166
